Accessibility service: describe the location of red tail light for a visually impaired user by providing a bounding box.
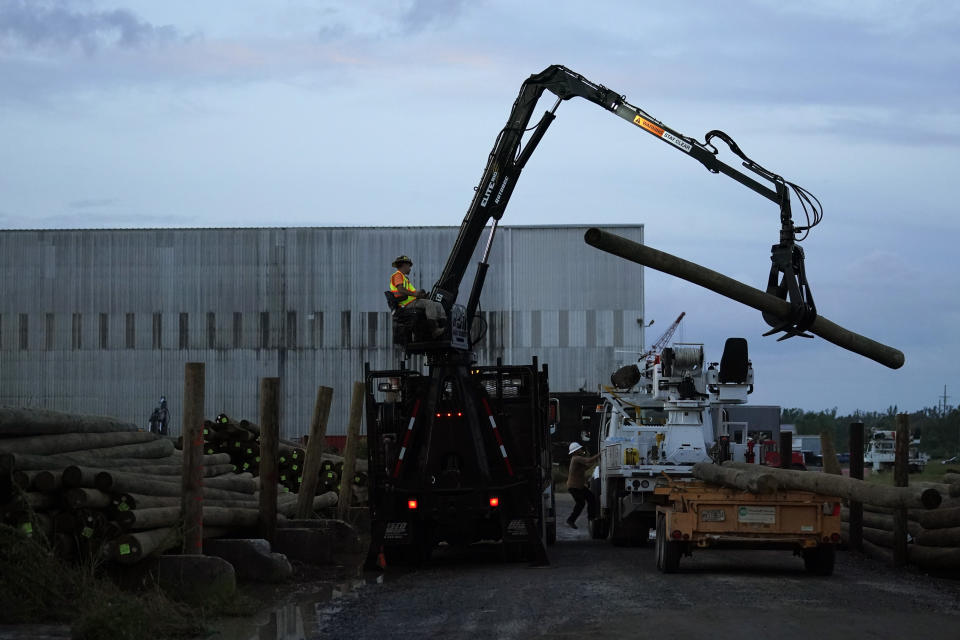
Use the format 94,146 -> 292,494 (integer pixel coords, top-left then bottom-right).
489,497 -> 499,507
407,499 -> 418,510
831,533 -> 841,543
671,530 -> 682,540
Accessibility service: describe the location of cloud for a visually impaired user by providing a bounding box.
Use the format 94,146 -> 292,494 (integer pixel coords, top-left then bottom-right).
398,0 -> 474,34
0,0 -> 179,54
69,198 -> 118,209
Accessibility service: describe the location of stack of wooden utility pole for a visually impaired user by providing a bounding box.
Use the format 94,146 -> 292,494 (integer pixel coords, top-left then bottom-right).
193,416 -> 368,503
0,405 -> 337,566
838,417 -> 960,571
695,416 -> 959,572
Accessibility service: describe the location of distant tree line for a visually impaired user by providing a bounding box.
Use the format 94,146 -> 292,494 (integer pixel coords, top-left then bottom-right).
781,406 -> 960,458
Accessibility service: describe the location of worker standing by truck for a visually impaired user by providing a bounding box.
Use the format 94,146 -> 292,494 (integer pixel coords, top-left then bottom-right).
566,442 -> 599,528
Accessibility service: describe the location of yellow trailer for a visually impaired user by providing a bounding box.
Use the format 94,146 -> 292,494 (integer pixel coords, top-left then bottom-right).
654,479 -> 842,574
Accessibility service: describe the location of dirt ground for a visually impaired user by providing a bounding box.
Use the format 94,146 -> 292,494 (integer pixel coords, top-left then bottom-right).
211,493 -> 960,640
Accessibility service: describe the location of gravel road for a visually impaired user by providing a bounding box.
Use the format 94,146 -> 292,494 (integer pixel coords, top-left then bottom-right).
255,493 -> 960,640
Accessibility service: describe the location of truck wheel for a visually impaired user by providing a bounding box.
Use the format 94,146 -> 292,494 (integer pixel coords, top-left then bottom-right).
589,516 -> 609,539
656,512 -> 681,573
608,484 -> 628,547
803,544 -> 835,576
546,490 -> 557,545
610,507 -> 629,547
588,477 -> 608,539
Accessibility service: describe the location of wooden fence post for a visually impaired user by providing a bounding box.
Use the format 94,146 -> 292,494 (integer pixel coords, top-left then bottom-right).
259,378 -> 280,542
337,382 -> 365,522
181,362 -> 205,554
296,386 -> 334,519
820,430 -> 842,475
893,413 -> 910,567
848,421 -> 864,552
779,431 -> 793,469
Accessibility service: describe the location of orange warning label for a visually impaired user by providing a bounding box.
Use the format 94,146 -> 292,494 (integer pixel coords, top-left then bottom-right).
634,115 -> 664,137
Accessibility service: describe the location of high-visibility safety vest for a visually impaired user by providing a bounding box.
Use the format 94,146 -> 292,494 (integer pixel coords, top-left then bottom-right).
389,270 -> 416,307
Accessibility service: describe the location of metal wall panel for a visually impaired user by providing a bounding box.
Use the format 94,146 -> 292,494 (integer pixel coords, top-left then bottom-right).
0,225 -> 644,440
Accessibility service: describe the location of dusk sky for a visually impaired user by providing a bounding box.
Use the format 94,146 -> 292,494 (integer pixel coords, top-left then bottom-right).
1,1 -> 957,415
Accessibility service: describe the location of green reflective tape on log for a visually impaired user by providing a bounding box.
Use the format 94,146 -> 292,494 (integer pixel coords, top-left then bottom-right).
292,451 -> 300,459
21,522 -> 33,534
118,503 -> 130,512
119,543 -> 131,556
255,456 -> 261,463
280,456 -> 287,463
246,448 -> 253,455
82,527 -> 94,538
292,464 -> 299,471
203,428 -> 209,435
280,475 -> 287,481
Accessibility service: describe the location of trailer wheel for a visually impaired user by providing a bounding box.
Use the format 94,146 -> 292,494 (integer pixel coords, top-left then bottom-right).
655,512 -> 681,573
803,544 -> 835,576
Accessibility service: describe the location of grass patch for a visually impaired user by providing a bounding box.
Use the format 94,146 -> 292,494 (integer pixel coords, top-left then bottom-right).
0,524 -> 205,639
863,459 -> 960,486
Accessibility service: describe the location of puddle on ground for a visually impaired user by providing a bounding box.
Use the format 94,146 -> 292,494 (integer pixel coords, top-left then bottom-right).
209,571 -> 384,640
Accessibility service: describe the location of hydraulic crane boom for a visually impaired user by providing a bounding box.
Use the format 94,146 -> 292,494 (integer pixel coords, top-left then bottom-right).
427,65 -> 820,348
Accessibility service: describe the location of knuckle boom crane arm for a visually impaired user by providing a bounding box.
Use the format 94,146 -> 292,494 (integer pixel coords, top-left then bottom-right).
365,65 -> 867,571
429,64 -> 820,344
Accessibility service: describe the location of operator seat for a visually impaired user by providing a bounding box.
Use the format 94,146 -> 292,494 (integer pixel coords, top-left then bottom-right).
384,291 -> 422,346
718,338 -> 749,383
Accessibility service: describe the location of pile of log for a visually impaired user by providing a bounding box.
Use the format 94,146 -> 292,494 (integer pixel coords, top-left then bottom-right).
0,407 -> 337,566
691,461 -> 960,571
193,415 -> 368,503
841,475 -> 960,571
700,462 -> 943,509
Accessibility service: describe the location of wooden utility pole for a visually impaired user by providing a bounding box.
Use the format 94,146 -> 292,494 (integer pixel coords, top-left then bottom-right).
893,413 -> 910,567
296,386 -> 334,519
848,422 -> 864,552
779,431 -> 793,469
181,362 -> 205,554
337,381 -> 365,522
258,378 -> 280,542
583,227 -> 905,369
820,430 -> 842,475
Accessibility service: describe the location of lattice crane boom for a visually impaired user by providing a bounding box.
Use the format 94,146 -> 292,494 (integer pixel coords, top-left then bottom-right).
643,312 -> 686,359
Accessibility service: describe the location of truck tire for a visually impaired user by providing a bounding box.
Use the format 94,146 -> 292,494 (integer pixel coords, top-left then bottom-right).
589,516 -> 609,539
655,512 -> 681,573
803,544 -> 835,576
546,488 -> 557,545
589,477 -> 608,539
608,483 -> 629,547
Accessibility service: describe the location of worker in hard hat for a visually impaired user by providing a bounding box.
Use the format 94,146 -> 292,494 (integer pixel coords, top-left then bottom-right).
389,255 -> 446,339
566,442 -> 599,528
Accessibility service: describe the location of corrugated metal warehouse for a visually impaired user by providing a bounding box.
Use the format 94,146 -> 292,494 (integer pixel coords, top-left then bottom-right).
0,225 -> 645,441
